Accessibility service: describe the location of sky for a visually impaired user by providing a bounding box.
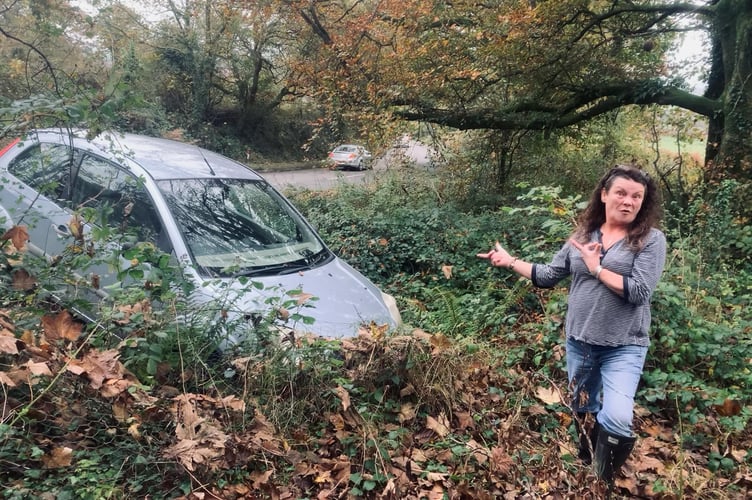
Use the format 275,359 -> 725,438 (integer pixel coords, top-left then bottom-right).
669,23 -> 711,94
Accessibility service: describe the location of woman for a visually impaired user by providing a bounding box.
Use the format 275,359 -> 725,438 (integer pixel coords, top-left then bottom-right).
477,164 -> 666,487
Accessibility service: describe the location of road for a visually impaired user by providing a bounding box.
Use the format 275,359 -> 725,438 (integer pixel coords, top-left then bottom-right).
261,140 -> 436,191
261,166 -> 376,191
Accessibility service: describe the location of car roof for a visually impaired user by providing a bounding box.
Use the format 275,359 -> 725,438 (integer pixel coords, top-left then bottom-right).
30,129 -> 263,182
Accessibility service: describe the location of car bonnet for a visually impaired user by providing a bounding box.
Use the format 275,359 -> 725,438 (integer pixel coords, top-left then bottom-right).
195,257 -> 397,340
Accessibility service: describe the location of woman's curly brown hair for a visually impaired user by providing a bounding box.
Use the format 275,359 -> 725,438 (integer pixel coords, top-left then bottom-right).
572,164 -> 663,252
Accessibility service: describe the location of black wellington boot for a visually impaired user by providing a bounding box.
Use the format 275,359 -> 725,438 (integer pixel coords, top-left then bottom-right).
574,412 -> 599,464
593,427 -> 636,489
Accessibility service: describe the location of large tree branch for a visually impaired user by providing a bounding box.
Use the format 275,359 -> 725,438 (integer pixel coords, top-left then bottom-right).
396,82 -> 720,130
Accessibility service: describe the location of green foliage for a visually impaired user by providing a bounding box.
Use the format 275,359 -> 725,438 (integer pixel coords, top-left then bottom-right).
291,167 -> 751,440
641,179 -> 752,424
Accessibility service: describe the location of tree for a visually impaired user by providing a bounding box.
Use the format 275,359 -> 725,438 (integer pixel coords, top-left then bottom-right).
142,0 -> 301,137
0,0 -> 107,127
290,0 -> 752,205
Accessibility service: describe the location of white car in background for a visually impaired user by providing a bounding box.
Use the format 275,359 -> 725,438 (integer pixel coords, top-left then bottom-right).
0,129 -> 401,343
326,144 -> 372,171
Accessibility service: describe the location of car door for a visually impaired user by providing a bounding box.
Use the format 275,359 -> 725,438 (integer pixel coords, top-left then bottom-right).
67,154 -> 169,302
3,142 -> 78,262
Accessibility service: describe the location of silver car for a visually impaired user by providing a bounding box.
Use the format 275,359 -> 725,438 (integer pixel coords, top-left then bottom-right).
0,129 -> 400,342
326,144 -> 372,171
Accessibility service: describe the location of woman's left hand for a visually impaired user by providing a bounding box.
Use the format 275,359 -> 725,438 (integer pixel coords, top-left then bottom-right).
569,238 -> 601,273
477,241 -> 513,267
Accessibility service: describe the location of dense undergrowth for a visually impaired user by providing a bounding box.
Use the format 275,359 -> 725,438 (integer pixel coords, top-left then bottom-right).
1,166 -> 751,499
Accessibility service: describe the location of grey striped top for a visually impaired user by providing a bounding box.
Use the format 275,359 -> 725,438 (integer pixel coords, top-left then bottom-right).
531,228 -> 667,347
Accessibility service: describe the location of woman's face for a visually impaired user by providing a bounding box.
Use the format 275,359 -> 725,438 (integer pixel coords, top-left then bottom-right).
601,176 -> 646,227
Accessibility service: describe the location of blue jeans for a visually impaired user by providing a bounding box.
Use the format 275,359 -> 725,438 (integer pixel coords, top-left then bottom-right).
566,337 -> 648,438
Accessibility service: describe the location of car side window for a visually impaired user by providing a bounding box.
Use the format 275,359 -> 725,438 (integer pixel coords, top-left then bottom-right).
70,155 -> 164,246
7,143 -> 75,201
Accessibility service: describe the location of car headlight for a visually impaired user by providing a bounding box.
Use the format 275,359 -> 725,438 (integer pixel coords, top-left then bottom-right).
381,291 -> 402,326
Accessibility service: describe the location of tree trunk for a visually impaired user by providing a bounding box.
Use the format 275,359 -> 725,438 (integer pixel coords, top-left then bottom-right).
709,0 -> 752,194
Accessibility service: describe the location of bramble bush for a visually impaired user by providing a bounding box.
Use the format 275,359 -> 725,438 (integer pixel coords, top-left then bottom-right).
290,168 -> 752,435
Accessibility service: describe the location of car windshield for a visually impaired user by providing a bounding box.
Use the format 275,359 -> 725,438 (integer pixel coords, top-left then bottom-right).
157,178 -> 329,277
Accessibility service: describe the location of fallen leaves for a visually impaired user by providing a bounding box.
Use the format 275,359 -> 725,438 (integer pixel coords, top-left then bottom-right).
11,268 -> 36,291
41,447 -> 73,469
425,413 -> 451,438
164,394 -> 231,472
67,349 -> 126,390
41,310 -> 83,342
535,385 -> 562,405
1,303 -> 750,499
0,326 -> 19,355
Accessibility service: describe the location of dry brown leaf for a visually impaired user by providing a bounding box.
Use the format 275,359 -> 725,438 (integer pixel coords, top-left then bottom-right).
173,396 -> 203,441
454,411 -> 475,430
1,225 -> 29,251
641,422 -> 663,437
359,321 -> 389,340
526,403 -> 548,416
534,385 -> 561,405
491,446 -> 515,476
466,438 -> 490,464
426,413 -> 450,438
411,448 -> 429,463
290,291 -> 315,305
11,269 -> 36,291
42,446 -> 73,468
441,264 -> 453,279
220,395 -> 246,412
27,360 -> 52,378
381,478 -> 397,496
0,330 -> 18,355
411,328 -> 432,342
730,448 -> 747,462
3,366 -> 30,386
251,469 -> 274,489
399,383 -> 416,397
20,329 -> 34,347
334,385 -> 351,412
128,422 -> 142,440
164,437 -> 224,472
0,311 -> 14,331
164,395 -> 229,471
41,310 -> 82,342
714,399 -> 742,416
67,349 -> 123,389
328,413 -> 345,431
100,377 -> 135,398
115,300 -> 152,325
68,215 -> 84,242
225,483 -> 251,496
276,307 -> 290,320
229,356 -> 252,373
429,333 -> 452,353
398,402 -> 417,423
0,371 -> 16,387
112,399 -> 130,423
633,454 -> 666,474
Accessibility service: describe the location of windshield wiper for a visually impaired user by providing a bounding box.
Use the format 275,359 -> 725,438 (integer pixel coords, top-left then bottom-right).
301,248 -> 331,267
230,259 -> 311,278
